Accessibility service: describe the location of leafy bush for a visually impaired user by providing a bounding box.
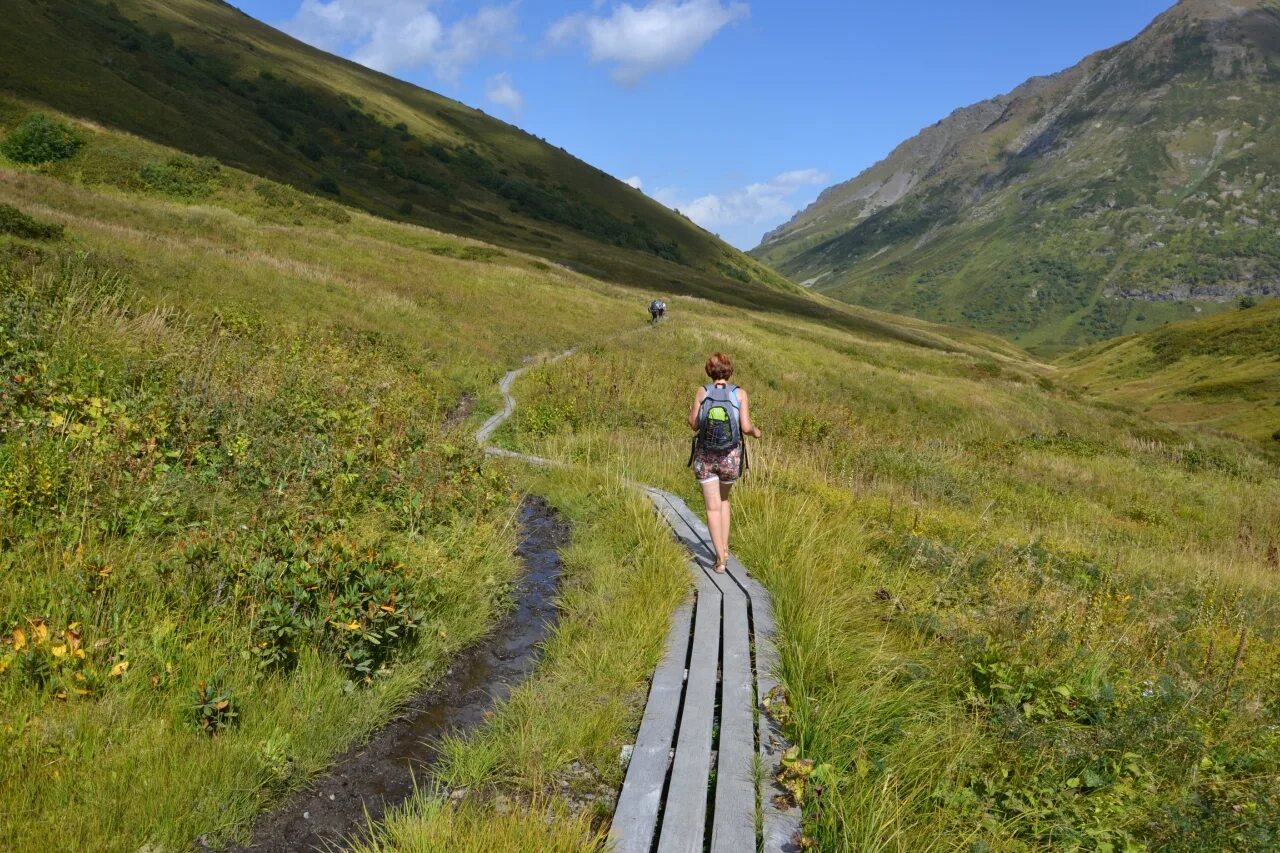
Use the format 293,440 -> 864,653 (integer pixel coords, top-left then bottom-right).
0,204 -> 63,240
425,244 -> 505,262
0,114 -> 83,164
138,155 -> 222,199
245,521 -> 434,682
0,620 -> 119,699
251,180 -> 350,224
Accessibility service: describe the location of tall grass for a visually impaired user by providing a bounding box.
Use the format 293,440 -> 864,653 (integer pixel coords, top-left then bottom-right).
352,798 -> 605,853
500,306 -> 1280,849
353,469 -> 691,851
5,89 -> 1278,850
0,252 -> 525,850
0,124 -> 718,849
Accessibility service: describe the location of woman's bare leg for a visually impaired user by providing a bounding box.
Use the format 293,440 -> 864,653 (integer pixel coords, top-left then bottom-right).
700,478 -> 727,565
718,481 -> 734,561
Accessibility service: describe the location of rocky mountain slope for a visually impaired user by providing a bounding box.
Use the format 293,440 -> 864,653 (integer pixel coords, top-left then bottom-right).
0,0 -> 798,305
754,0 -> 1280,352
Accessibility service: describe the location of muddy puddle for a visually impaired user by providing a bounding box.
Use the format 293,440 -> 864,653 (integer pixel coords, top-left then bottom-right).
223,497 -> 567,852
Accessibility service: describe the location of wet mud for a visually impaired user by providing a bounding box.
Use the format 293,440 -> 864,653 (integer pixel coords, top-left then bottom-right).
443,392 -> 475,430
224,497 -> 567,852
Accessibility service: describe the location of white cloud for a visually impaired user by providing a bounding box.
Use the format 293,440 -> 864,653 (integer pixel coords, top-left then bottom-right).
654,169 -> 829,232
284,1 -> 519,80
623,175 -> 644,189
549,0 -> 748,85
485,72 -> 525,113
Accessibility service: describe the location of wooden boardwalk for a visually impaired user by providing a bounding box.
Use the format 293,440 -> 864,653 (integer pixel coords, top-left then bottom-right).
609,487 -> 801,853
478,353 -> 801,853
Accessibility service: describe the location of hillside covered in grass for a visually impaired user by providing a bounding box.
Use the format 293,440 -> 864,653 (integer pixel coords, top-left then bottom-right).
0,94 -> 1009,849
491,296 -> 1280,851
0,0 -> 808,306
2,19 -> 1278,851
1060,297 -> 1280,448
755,0 -> 1280,352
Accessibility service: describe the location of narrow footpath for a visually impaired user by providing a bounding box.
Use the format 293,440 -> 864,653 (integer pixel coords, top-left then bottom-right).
477,348 -> 802,853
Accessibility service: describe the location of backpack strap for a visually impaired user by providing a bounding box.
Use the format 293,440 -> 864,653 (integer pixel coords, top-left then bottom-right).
697,384 -> 713,418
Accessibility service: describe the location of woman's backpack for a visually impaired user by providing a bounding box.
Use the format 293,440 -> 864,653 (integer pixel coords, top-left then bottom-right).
697,384 -> 741,452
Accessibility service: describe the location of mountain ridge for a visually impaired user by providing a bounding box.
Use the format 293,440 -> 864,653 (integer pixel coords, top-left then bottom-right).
0,0 -> 806,308
753,0 -> 1280,352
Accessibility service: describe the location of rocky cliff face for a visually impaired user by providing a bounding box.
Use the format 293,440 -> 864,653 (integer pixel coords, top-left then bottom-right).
755,73 -> 1067,254
753,0 -> 1280,352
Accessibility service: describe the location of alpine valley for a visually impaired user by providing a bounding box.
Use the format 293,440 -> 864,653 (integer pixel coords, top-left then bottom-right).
753,0 -> 1280,353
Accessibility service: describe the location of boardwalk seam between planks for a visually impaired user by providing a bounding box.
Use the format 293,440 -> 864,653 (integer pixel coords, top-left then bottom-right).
476,346 -> 801,853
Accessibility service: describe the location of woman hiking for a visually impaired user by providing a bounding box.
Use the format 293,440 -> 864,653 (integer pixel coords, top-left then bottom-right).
688,351 -> 762,574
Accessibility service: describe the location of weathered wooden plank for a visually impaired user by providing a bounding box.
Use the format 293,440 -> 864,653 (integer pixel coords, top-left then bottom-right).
651,489 -> 713,548
706,569 -> 756,853
474,348 -> 576,445
645,488 -> 715,564
656,569 -> 721,853
726,555 -> 801,853
610,599 -> 695,853
645,486 -> 801,851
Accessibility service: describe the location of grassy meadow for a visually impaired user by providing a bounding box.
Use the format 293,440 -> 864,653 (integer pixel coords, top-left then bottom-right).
0,100 -> 675,849
2,91 -> 1278,853
496,303 -> 1280,850
1059,298 -> 1280,450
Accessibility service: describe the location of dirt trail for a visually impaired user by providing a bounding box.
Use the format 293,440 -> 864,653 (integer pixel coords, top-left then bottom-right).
223,498 -> 567,853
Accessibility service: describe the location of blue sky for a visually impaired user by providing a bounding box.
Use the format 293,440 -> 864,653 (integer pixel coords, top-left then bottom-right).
232,0 -> 1173,249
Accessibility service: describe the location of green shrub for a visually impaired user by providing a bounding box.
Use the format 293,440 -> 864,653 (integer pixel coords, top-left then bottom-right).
0,204 -> 63,240
244,521 -> 434,682
190,674 -> 238,735
315,175 -> 340,195
251,180 -> 350,224
138,155 -> 222,199
0,114 -> 83,164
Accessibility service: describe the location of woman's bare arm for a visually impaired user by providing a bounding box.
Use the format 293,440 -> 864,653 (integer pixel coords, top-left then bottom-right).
688,386 -> 706,431
738,388 -> 762,438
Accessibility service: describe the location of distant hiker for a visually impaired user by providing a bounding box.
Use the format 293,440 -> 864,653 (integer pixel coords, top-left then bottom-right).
657,299 -> 666,319
687,351 -> 762,573
649,299 -> 666,323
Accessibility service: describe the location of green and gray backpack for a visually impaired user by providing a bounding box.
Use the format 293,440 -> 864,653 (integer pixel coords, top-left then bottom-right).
696,383 -> 741,453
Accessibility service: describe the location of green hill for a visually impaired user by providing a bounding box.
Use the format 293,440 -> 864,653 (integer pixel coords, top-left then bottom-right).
0,100 -> 1028,849
4,113 -> 1279,850
2,4 -> 1279,851
0,0 -> 808,306
754,0 -> 1280,353
1060,297 -> 1280,447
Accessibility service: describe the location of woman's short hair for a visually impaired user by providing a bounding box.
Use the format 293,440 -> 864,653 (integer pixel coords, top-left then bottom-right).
705,352 -> 733,381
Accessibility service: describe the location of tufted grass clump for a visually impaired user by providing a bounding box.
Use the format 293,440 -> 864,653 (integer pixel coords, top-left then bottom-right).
0,203 -> 62,240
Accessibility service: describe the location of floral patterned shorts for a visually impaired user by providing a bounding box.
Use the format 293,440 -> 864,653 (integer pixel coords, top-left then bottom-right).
693,444 -> 742,484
